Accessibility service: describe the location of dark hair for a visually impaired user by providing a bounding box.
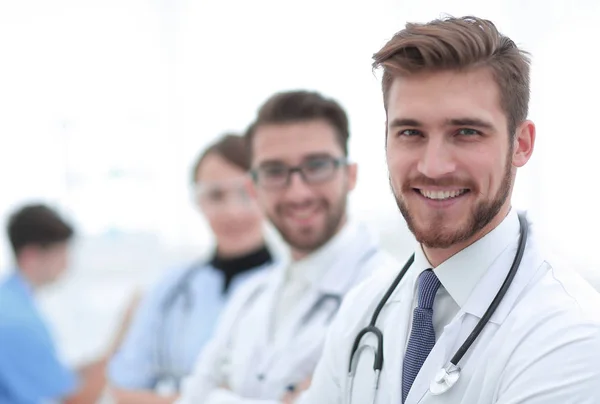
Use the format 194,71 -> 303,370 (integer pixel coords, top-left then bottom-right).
191,133 -> 251,183
245,90 -> 350,157
373,16 -> 531,137
7,204 -> 74,256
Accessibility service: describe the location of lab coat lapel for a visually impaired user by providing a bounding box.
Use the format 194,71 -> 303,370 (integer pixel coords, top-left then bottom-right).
318,226 -> 379,295
385,299 -> 414,404
273,286 -> 321,347
259,266 -> 285,344
240,264 -> 289,392
275,227 -> 378,351
253,264 -> 285,350
378,268 -> 420,404
404,314 -> 465,404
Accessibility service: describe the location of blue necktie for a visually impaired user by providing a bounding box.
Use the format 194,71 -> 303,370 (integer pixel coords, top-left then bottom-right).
402,269 -> 441,403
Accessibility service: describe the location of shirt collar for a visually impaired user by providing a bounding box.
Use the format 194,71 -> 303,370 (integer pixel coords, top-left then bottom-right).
285,219 -> 360,289
412,208 -> 520,308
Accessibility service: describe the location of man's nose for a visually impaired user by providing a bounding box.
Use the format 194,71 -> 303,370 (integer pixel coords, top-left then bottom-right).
417,136 -> 457,178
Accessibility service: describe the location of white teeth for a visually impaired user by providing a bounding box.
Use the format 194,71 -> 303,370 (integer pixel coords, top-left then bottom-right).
419,189 -> 466,200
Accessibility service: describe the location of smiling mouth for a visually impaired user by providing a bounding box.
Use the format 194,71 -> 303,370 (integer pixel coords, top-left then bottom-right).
289,210 -> 316,220
285,205 -> 321,222
415,189 -> 469,200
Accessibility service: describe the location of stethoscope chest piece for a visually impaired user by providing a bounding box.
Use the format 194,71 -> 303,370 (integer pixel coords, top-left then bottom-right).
429,364 -> 461,395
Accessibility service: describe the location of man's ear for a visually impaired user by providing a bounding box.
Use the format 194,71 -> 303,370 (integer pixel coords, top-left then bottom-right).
347,163 -> 358,192
512,120 -> 536,168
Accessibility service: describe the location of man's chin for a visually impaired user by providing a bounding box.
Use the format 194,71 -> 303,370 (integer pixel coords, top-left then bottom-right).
410,221 -> 471,249
280,229 -> 328,254
286,236 -> 322,253
417,235 -> 460,249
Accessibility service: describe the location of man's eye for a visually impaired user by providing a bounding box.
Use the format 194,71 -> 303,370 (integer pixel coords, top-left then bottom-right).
398,129 -> 422,137
304,159 -> 331,172
457,128 -> 481,136
263,166 -> 287,177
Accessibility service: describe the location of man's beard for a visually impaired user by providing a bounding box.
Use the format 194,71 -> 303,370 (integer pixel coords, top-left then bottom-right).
394,153 -> 513,248
270,193 -> 347,255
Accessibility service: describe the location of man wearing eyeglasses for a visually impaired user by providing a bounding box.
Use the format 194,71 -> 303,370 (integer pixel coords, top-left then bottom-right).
176,90 -> 398,404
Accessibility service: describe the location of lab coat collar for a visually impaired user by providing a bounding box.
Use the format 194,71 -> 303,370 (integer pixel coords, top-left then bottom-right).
409,208 -> 520,311
284,219 -> 370,295
462,210 -> 543,324
316,221 -> 380,296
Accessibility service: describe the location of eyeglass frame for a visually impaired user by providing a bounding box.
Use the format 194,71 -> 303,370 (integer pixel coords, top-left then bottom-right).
191,176 -> 254,209
249,155 -> 349,190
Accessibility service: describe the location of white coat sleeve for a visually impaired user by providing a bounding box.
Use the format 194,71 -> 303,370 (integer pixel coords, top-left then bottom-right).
495,316 -> 600,404
176,277 -> 267,404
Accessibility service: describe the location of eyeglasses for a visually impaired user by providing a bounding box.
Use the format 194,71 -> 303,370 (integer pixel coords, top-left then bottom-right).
251,156 -> 347,190
192,178 -> 252,210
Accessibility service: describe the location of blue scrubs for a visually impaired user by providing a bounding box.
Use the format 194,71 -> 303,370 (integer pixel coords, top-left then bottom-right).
108,261 -> 271,391
0,272 -> 78,404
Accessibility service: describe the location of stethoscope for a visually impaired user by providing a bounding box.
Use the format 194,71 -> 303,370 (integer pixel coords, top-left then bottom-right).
155,259 -> 206,392
346,213 -> 528,403
297,246 -> 378,327
300,293 -> 342,325
291,243 -> 380,330
257,243 -> 381,393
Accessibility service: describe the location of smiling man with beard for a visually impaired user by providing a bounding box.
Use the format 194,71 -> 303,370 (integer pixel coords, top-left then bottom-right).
175,90 -> 398,404
296,15 -> 600,404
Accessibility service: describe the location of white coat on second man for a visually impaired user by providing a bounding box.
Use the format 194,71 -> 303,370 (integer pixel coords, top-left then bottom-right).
176,220 -> 398,404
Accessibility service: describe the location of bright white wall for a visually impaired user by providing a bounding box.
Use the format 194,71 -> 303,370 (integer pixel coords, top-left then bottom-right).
0,0 -> 599,362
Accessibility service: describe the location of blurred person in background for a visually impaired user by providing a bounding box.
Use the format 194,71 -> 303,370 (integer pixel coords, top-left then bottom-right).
0,203 -> 135,404
176,90 -> 398,404
108,134 -> 275,404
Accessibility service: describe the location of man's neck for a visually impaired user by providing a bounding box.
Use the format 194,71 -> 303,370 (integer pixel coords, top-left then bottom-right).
423,206 -> 511,268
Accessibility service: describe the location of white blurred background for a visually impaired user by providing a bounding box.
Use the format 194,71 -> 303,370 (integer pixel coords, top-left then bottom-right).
0,0 -> 599,366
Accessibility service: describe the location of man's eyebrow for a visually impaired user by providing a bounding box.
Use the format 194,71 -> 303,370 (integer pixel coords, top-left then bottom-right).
257,153 -> 334,167
388,118 -> 424,128
388,117 -> 495,130
446,118 -> 494,130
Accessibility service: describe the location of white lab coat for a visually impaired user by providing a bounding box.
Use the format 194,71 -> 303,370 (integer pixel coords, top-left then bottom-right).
300,213 -> 600,404
177,222 -> 398,404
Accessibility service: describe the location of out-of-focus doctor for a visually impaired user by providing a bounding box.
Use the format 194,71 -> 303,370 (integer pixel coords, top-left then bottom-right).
108,134 -> 275,404
176,90 -> 398,404
0,204 -> 135,404
296,16 -> 600,404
